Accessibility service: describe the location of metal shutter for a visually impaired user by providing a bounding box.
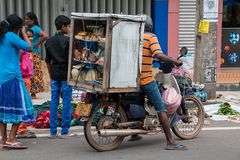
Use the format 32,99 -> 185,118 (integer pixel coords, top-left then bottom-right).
0,0 -> 151,37
179,0 -> 197,54
0,0 -> 151,58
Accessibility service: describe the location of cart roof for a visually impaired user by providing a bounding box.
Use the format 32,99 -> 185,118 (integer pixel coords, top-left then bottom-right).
71,12 -> 146,22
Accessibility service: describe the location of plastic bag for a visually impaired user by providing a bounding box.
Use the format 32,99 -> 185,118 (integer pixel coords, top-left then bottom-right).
194,90 -> 208,102
162,87 -> 182,115
172,67 -> 186,77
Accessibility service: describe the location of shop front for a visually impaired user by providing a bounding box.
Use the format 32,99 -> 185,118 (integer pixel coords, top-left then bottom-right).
217,0 -> 240,88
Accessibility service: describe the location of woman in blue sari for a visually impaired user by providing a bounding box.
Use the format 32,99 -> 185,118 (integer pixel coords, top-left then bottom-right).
0,14 -> 34,149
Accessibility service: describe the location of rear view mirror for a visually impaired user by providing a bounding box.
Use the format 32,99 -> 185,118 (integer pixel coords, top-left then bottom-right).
179,47 -> 188,55
177,47 -> 188,60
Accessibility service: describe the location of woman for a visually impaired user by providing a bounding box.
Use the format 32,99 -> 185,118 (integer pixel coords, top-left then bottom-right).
25,12 -> 48,99
0,14 -> 34,149
17,28 -> 37,139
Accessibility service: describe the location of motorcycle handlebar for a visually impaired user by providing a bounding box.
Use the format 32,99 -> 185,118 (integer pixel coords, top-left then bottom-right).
159,60 -> 183,73
159,62 -> 175,74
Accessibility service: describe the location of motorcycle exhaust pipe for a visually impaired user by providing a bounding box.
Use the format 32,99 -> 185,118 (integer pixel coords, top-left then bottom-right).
98,129 -> 155,136
117,121 -> 142,129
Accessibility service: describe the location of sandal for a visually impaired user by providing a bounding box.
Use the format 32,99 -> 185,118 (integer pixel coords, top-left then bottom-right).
3,141 -> 28,149
31,93 -> 37,99
165,144 -> 188,150
59,133 -> 77,139
47,134 -> 58,139
17,131 -> 37,139
0,144 -> 4,149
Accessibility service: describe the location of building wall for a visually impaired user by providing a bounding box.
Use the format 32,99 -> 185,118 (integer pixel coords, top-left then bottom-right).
168,0 -> 179,58
217,0 -> 223,72
153,0 -> 168,55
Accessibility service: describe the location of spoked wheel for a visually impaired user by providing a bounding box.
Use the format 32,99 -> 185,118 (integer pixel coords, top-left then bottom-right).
172,95 -> 205,139
84,104 -> 128,151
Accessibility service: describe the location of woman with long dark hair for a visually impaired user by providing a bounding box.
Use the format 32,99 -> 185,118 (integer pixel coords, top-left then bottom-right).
25,12 -> 48,99
0,14 -> 34,149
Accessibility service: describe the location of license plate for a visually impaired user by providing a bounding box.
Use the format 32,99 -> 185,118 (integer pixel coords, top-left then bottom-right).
75,103 -> 92,117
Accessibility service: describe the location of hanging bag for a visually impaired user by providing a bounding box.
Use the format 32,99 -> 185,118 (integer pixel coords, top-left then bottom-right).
162,87 -> 182,115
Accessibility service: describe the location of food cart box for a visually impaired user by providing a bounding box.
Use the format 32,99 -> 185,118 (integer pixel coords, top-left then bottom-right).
67,13 -> 145,93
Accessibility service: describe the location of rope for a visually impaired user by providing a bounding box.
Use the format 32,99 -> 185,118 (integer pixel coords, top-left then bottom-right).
4,20 -> 10,25
74,63 -> 86,88
80,15 -> 101,92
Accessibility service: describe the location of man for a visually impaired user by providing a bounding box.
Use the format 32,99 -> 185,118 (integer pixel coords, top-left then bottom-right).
139,15 -> 187,150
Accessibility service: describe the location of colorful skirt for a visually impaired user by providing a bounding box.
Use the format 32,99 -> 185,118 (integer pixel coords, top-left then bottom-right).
0,78 -> 35,124
30,53 -> 44,94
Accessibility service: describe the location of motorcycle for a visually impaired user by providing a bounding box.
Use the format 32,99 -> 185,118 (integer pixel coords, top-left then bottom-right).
77,47 -> 205,151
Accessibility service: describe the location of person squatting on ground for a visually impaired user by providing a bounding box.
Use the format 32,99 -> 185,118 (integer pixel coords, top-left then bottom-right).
17,28 -> 37,139
0,14 -> 35,149
45,15 -> 75,138
24,12 -> 48,99
140,15 -> 187,150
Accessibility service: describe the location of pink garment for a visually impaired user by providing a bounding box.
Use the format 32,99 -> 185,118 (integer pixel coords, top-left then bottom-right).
172,67 -> 186,77
162,87 -> 182,115
20,50 -> 33,78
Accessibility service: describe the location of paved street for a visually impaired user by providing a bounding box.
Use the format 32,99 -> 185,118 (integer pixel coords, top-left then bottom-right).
1,120 -> 240,160
1,92 -> 240,160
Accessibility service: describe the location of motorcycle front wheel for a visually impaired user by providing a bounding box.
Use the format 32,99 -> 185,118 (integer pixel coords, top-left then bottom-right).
172,95 -> 205,140
84,104 -> 128,151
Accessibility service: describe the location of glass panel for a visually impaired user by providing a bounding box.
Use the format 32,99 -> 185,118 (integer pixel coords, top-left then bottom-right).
222,1 -> 240,68
110,21 -> 140,88
71,19 -> 107,86
222,1 -> 240,28
221,28 -> 240,68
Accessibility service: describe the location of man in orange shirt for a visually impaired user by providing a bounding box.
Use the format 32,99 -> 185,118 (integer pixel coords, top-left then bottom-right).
140,15 -> 187,150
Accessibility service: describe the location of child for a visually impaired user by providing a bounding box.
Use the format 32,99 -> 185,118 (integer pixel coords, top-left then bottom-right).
25,12 -> 48,99
17,29 -> 37,138
21,29 -> 34,91
45,15 -> 74,138
0,14 -> 34,149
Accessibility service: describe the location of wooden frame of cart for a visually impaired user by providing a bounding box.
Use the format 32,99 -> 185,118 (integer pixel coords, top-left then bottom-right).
67,13 -> 145,93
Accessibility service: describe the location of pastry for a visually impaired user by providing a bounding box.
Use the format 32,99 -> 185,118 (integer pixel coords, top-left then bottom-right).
74,49 -> 81,60
75,35 -> 84,40
75,32 -> 87,40
96,57 -> 104,65
77,31 -> 87,36
84,69 -> 97,81
88,52 -> 99,62
81,48 -> 89,61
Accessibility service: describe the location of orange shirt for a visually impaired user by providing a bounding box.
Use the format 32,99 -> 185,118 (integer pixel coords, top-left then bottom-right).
140,32 -> 162,85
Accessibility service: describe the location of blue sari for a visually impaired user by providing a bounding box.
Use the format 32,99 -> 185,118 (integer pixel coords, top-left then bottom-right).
0,32 -> 35,124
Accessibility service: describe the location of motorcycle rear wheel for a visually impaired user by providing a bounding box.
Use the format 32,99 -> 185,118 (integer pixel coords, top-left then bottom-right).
172,95 -> 205,139
84,104 -> 128,151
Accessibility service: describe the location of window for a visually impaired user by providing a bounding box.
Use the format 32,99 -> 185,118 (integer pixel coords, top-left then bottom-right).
222,0 -> 240,28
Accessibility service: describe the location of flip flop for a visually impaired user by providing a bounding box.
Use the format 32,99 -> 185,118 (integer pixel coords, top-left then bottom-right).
165,144 -> 188,151
31,94 -> 37,99
47,134 -> 58,139
17,132 -> 37,139
3,142 -> 28,149
0,144 -> 4,149
26,130 -> 35,135
59,133 -> 77,139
